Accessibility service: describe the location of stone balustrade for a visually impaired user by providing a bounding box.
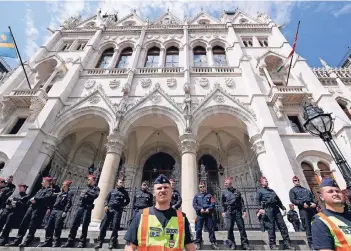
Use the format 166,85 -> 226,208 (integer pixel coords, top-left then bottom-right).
82,68 -> 129,76
136,67 -> 184,74
4,88 -> 48,108
313,67 -> 351,79
188,24 -> 226,29
191,66 -> 239,74
269,85 -> 311,104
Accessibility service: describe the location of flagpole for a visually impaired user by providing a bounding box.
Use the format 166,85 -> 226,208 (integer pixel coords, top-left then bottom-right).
8,26 -> 31,89
286,21 -> 300,85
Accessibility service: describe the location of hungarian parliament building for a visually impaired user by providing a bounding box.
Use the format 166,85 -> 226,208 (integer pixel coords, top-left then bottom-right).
0,8 -> 351,230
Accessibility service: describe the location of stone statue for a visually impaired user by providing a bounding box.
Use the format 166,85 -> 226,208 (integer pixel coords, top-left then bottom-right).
199,164 -> 207,180
96,8 -> 103,25
62,14 -> 81,29
319,58 -> 331,71
256,12 -> 272,24
183,93 -> 192,133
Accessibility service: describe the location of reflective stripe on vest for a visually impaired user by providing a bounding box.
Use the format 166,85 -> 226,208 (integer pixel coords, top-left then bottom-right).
138,208 -> 185,251
317,212 -> 351,251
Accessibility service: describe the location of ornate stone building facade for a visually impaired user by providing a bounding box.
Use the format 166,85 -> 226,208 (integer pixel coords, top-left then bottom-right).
1,9 -> 351,229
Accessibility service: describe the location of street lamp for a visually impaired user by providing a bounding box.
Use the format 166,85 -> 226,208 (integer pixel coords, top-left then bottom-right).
303,103 -> 351,191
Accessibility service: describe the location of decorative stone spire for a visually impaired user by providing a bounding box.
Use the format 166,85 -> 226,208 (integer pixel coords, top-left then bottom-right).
319,58 -> 331,71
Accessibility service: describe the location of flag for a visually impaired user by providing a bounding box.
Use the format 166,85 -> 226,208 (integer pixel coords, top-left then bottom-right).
277,21 -> 300,73
0,32 -> 16,58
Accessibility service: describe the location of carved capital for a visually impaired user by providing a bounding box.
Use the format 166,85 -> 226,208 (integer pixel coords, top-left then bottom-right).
0,99 -> 15,123
178,133 -> 198,154
106,132 -> 124,154
249,134 -> 266,156
41,135 -> 60,156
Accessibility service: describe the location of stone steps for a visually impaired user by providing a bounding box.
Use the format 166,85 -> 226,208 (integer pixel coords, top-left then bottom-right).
2,230 -> 310,250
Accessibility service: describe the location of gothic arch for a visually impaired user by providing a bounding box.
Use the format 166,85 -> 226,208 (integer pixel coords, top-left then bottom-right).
197,145 -> 221,163
0,151 -> 9,164
51,106 -> 113,139
164,39 -> 182,50
192,105 -> 259,138
209,39 -> 228,49
97,42 -> 117,54
296,150 -> 333,166
117,40 -> 136,51
190,39 -> 209,49
143,40 -> 163,50
120,106 -> 186,136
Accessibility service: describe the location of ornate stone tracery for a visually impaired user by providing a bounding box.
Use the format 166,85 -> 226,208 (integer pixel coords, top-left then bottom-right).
105,133 -> 124,154
179,133 -> 198,154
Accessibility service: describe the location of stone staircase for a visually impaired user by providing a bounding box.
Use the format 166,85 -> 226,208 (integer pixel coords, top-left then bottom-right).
1,230 -> 310,250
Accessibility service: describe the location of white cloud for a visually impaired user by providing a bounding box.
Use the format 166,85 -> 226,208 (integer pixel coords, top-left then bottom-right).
333,3 -> 351,17
25,5 -> 39,58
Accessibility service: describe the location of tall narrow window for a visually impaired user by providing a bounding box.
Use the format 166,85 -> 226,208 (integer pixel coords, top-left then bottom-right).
193,46 -> 207,67
8,118 -> 26,134
76,42 -> 87,51
337,100 -> 351,121
288,116 -> 304,133
242,37 -> 253,47
116,47 -> 133,68
212,46 -> 227,66
258,37 -> 268,47
145,47 -> 160,68
165,46 -> 179,67
96,48 -> 114,69
61,42 -> 73,51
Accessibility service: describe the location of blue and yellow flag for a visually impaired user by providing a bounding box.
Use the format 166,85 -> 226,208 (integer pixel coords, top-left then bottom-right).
0,32 -> 16,58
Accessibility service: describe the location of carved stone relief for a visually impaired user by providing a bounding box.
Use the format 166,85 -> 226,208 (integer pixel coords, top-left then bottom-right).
89,95 -> 101,104
197,77 -> 209,88
167,78 -> 177,88
151,94 -> 162,104
109,79 -> 120,89
214,94 -> 225,103
84,79 -> 96,89
225,78 -> 235,88
140,78 -> 152,88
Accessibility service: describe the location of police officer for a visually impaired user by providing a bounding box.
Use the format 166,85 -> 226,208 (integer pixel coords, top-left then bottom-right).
95,177 -> 130,249
62,175 -> 100,248
289,175 -> 316,248
4,176 -> 16,200
50,177 -> 61,193
193,181 -> 219,250
170,178 -> 182,210
221,177 -> 250,250
257,177 -> 293,250
287,204 -> 301,232
43,176 -> 61,226
312,177 -> 351,250
38,180 -> 74,247
124,174 -> 195,251
0,178 -> 8,209
0,183 -> 29,246
6,177 -> 54,247
132,181 -> 153,219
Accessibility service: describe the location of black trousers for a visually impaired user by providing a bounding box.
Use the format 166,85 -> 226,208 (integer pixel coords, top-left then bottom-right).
195,214 -> 216,244
291,220 -> 301,232
225,211 -> 249,247
14,206 -> 46,243
99,208 -> 122,241
263,207 -> 291,247
44,209 -> 65,243
67,206 -> 92,243
299,208 -> 316,246
0,208 -> 11,232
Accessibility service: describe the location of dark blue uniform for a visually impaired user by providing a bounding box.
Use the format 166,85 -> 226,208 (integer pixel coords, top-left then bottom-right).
7,186 -> 54,246
193,192 -> 217,244
62,185 -> 100,247
257,187 -> 291,249
221,187 -> 249,249
40,189 -> 74,247
0,191 -> 29,245
132,189 -> 153,218
171,189 -> 182,209
287,209 -> 301,232
96,187 -> 130,248
289,185 -> 316,247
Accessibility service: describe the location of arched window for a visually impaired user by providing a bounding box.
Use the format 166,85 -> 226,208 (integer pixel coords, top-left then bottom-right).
337,100 -> 351,121
116,47 -> 133,68
317,161 -> 333,179
0,162 -> 4,170
301,162 -> 320,204
145,47 -> 160,68
96,48 -> 114,68
193,46 -> 207,67
212,46 -> 227,66
165,46 -> 179,67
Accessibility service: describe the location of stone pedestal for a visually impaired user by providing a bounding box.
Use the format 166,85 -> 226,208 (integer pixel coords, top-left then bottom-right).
90,132 -> 124,228
179,133 -> 198,227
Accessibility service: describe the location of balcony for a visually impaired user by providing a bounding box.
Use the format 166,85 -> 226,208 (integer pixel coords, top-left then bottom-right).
136,67 -> 184,75
190,66 -> 241,75
269,86 -> 312,104
4,88 -> 48,108
81,68 -> 129,77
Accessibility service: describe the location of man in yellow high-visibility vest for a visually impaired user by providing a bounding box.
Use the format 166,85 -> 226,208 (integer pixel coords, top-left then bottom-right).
312,177 -> 351,251
124,174 -> 195,251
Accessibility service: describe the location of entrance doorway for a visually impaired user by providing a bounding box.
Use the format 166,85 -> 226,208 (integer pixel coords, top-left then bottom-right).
142,152 -> 176,185
198,154 -> 220,195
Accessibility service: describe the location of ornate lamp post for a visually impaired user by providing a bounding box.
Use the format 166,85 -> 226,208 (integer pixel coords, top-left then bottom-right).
303,103 -> 351,192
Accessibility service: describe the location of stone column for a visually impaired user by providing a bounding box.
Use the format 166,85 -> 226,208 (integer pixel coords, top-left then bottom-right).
179,134 -> 198,225
158,48 -> 165,68
91,132 -> 124,226
206,47 -> 214,67
108,48 -> 120,69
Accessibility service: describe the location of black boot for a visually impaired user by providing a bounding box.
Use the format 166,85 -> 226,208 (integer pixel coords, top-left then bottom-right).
77,241 -> 86,248
109,238 -> 118,249
94,238 -> 103,249
52,237 -> 60,247
195,243 -> 201,250
61,240 -> 74,248
242,244 -> 250,250
5,238 -> 22,247
270,245 -> 279,250
19,238 -> 33,247
38,241 -> 52,247
284,244 -> 294,250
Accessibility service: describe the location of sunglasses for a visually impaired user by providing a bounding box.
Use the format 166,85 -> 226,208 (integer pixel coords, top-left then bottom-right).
199,186 -> 205,188
293,180 -> 299,182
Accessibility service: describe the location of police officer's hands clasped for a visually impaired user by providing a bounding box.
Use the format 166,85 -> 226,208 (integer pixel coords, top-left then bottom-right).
62,212 -> 67,218
243,211 -> 247,218
259,209 -> 265,214
104,206 -> 108,212
310,202 -> 316,208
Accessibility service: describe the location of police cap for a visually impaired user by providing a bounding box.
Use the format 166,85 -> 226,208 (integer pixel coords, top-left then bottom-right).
154,174 -> 170,185
319,177 -> 339,188
0,178 -> 5,183
42,177 -> 52,181
18,183 -> 28,188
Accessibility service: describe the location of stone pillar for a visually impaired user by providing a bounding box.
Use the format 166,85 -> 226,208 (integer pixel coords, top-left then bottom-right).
158,48 -> 165,68
91,132 -> 124,226
179,134 -> 198,225
206,47 -> 214,67
108,48 -> 120,69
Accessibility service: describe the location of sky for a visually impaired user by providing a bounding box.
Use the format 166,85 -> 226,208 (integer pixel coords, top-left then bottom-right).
0,0 -> 350,69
